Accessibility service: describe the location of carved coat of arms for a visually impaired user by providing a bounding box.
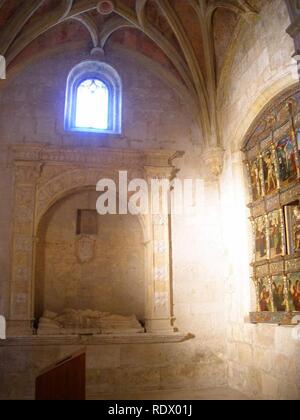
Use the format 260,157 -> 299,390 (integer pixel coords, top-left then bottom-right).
75,235 -> 96,264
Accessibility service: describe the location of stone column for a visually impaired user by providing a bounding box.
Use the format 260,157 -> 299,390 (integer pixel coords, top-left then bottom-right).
285,0 -> 300,75
144,166 -> 174,334
8,162 -> 41,336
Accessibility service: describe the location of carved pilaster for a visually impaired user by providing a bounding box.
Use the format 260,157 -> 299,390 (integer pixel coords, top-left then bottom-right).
8,162 -> 41,336
144,166 -> 174,334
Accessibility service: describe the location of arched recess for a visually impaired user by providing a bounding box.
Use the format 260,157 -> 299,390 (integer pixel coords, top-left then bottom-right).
34,186 -> 148,325
33,167 -> 151,326
34,168 -> 149,239
8,145 -> 181,336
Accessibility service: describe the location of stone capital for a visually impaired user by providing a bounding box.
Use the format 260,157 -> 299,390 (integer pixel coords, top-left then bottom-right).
144,151 -> 184,181
144,165 -> 174,181
14,161 -> 42,184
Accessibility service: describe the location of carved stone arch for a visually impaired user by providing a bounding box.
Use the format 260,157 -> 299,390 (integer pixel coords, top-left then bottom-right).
35,167 -> 117,233
220,76 -> 299,154
35,167 -> 150,243
8,145 -> 182,336
241,83 -> 300,152
34,170 -> 152,327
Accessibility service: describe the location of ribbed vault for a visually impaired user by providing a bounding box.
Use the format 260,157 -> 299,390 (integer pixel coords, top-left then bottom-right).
0,0 -> 261,146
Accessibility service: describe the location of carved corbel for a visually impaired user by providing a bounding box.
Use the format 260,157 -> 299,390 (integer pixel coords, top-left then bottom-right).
200,146 -> 225,181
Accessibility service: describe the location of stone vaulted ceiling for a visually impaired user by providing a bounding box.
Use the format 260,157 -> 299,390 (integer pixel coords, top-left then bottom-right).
0,0 -> 261,147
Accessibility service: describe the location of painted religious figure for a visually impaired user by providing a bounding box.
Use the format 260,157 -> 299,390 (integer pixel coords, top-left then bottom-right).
249,158 -> 263,201
287,273 -> 300,312
271,276 -> 288,312
276,136 -> 297,183
257,278 -> 272,312
268,210 -> 284,259
262,148 -> 277,195
254,216 -> 268,261
284,204 -> 300,255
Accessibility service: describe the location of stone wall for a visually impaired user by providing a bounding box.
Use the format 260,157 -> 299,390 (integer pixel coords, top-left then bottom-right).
1,0 -> 298,400
218,0 -> 298,152
219,0 -> 300,400
0,46 -> 200,318
0,45 -> 227,398
0,338 -> 227,400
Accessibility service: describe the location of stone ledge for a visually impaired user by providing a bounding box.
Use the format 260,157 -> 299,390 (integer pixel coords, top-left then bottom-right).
0,333 -> 192,347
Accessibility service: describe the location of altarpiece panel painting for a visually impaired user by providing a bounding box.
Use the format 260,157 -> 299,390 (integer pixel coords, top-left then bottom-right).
262,148 -> 278,195
256,278 -> 272,312
285,204 -> 300,255
276,136 -> 297,184
287,273 -> 300,312
254,216 -> 268,262
271,275 -> 288,312
250,158 -> 263,201
268,210 -> 285,259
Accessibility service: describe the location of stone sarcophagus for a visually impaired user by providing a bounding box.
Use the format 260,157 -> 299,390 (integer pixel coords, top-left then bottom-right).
38,309 -> 145,335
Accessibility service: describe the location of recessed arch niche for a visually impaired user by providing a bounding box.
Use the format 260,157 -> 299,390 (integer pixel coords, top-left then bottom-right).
34,188 -> 146,325
8,146 -> 182,336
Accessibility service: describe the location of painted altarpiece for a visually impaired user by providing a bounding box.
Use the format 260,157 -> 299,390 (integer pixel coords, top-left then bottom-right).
244,86 -> 300,324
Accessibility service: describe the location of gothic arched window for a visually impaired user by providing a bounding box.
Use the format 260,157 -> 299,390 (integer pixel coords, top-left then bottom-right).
65,61 -> 122,134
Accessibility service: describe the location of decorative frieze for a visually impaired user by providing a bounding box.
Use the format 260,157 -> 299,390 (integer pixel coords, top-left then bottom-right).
266,194 -> 280,213
285,257 -> 300,272
280,183 -> 300,205
255,263 -> 269,277
269,260 -> 285,274
10,144 -> 182,172
251,200 -> 265,218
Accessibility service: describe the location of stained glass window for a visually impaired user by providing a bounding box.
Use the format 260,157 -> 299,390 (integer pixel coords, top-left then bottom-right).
75,79 -> 109,130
